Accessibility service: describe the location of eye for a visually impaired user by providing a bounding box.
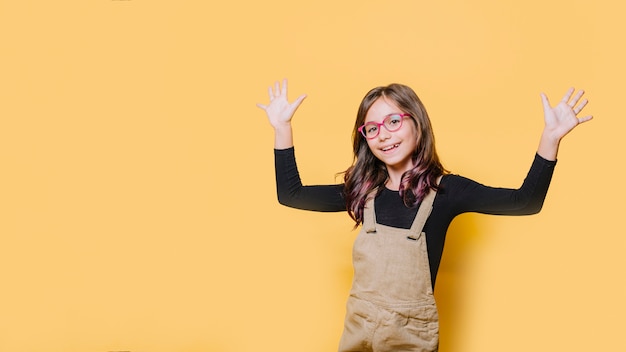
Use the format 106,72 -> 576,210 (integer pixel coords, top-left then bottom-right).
387,114 -> 403,126
366,124 -> 378,134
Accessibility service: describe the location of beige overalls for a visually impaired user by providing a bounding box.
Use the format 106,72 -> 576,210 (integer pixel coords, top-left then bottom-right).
338,188 -> 439,352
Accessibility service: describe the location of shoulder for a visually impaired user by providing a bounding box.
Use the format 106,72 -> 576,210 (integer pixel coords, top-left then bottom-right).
440,173 -> 476,187
437,173 -> 483,196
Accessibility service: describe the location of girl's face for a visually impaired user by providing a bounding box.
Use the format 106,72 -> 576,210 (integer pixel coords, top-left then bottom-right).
364,97 -> 419,173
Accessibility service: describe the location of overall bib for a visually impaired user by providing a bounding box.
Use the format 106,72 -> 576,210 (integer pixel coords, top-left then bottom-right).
338,188 -> 439,352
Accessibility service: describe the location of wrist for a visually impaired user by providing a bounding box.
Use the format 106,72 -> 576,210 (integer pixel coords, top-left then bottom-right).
272,121 -> 292,131
274,123 -> 294,149
537,131 -> 560,161
541,128 -> 564,148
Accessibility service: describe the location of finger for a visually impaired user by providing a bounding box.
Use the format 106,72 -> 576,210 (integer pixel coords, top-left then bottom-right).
281,78 -> 288,97
570,89 -> 585,108
540,92 -> 551,111
256,103 -> 267,110
292,94 -> 307,109
573,98 -> 588,114
561,87 -> 575,106
268,85 -> 274,101
578,115 -> 593,124
274,81 -> 280,97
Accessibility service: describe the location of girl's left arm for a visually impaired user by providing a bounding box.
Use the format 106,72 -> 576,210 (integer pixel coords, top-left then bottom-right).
446,154 -> 556,216
537,87 -> 593,161
445,88 -> 592,216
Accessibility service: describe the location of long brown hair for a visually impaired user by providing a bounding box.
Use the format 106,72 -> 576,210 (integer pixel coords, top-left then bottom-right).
343,84 -> 447,226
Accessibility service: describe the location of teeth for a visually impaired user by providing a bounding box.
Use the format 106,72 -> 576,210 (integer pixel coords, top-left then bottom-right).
383,144 -> 398,151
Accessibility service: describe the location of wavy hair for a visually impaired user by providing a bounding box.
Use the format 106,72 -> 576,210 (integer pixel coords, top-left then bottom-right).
343,83 -> 447,226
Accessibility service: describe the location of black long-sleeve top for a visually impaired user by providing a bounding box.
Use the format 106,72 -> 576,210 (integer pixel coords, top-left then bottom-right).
274,147 -> 557,288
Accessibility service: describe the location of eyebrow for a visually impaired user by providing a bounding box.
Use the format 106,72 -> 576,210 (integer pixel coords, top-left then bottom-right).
365,113 -> 404,122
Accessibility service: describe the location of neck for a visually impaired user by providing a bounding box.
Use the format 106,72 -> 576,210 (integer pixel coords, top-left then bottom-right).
385,169 -> 405,191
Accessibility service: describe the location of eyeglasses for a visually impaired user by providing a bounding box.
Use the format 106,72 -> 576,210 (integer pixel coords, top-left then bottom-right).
358,113 -> 411,139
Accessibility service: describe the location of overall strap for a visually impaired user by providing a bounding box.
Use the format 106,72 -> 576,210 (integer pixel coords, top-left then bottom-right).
362,176 -> 442,234
362,189 -> 378,233
408,188 -> 436,234
409,176 -> 443,234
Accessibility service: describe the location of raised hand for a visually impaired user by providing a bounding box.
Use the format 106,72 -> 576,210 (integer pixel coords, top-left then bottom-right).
537,87 -> 593,160
257,79 -> 307,149
540,87 -> 593,141
257,79 -> 307,129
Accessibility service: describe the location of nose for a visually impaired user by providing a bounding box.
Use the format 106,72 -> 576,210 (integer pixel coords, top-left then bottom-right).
377,126 -> 391,140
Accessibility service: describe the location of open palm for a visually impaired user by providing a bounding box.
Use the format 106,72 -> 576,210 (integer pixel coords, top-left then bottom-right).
257,79 -> 306,128
541,87 -> 593,141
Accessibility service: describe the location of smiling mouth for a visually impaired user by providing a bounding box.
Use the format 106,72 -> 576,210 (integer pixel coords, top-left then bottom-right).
382,144 -> 399,152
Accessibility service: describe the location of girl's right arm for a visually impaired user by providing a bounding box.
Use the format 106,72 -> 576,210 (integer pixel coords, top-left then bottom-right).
258,79 -> 346,212
274,147 -> 346,211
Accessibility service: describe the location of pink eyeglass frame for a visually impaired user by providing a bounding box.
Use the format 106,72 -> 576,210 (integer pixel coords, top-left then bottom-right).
358,113 -> 412,139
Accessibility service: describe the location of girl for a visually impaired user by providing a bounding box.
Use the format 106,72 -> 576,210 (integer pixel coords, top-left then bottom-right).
257,79 -> 592,352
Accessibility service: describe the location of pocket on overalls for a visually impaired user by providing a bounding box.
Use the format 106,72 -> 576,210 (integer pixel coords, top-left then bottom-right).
404,304 -> 440,342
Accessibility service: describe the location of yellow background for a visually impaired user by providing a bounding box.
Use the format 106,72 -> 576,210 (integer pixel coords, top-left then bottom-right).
1,0 -> 624,351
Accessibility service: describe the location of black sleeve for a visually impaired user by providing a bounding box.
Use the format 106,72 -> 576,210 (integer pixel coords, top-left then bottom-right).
274,147 -> 346,212
444,153 -> 557,216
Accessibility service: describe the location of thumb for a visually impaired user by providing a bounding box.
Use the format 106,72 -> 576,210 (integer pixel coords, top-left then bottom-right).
293,94 -> 306,107
292,94 -> 307,110
540,92 -> 551,112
